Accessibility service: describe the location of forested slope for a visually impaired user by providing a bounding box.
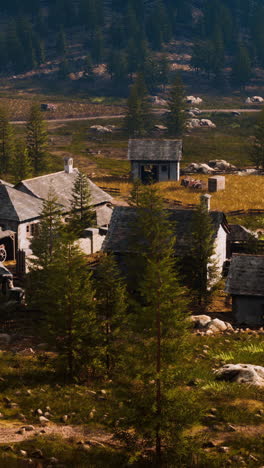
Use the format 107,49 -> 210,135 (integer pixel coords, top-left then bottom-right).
0,0 -> 263,91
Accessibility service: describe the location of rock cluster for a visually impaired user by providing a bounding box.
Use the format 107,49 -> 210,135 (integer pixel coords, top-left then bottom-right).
190,315 -> 234,335
245,96 -> 264,103
187,118 -> 216,129
183,159 -> 236,174
186,96 -> 203,105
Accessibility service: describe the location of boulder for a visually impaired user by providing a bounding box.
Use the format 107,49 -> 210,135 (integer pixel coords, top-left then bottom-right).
208,159 -> 236,171
90,125 -> 112,134
186,118 -> 201,129
184,162 -> 215,174
154,125 -> 168,131
215,364 -> 264,386
149,96 -> 167,106
252,96 -> 264,103
200,119 -> 216,128
206,318 -> 228,333
186,96 -> 203,105
190,315 -> 211,328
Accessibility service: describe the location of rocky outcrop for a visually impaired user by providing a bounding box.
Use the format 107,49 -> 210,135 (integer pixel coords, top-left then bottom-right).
215,364 -> 264,386
245,96 -> 264,104
208,159 -> 237,171
183,162 -> 215,174
190,316 -> 234,334
186,96 -> 203,105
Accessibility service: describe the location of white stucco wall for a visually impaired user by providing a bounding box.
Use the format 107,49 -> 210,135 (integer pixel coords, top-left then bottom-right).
212,225 -> 227,275
76,229 -> 106,255
17,221 -> 39,252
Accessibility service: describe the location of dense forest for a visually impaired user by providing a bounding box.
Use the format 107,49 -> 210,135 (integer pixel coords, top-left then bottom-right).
0,0 -> 263,89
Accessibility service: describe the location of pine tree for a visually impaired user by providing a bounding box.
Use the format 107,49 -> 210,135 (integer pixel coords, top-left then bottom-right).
250,108 -> 264,168
56,28 -> 67,57
30,187 -> 63,269
116,185 -> 189,462
68,171 -> 95,237
0,106 -> 15,174
95,254 -> 127,377
12,143 -> 33,181
166,74 -> 186,137
124,74 -> 153,137
231,46 -> 251,89
187,202 -> 220,313
28,240 -> 98,380
26,103 -> 48,174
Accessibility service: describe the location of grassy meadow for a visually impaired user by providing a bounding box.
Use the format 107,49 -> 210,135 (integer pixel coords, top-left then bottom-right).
0,331 -> 263,467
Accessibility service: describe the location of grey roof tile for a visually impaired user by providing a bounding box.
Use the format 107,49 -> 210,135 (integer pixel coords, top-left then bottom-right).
128,139 -> 183,161
103,206 -> 227,254
226,254 -> 264,296
0,184 -> 43,222
16,170 -> 112,210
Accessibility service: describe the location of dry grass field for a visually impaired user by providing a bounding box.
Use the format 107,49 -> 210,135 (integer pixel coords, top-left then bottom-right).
0,97 -> 124,121
94,175 -> 264,213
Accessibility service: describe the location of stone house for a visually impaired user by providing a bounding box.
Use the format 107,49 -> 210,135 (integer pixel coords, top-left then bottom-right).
128,139 -> 183,183
0,158 -> 112,259
226,254 -> 264,326
102,206 -> 229,276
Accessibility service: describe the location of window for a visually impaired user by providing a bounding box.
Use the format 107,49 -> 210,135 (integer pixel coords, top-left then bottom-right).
161,165 -> 167,172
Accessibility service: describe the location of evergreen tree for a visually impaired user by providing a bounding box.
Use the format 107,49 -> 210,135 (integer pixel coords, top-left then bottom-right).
166,74 -> 186,137
26,103 -> 48,174
187,202 -> 219,313
0,106 -> 15,174
231,46 -> 251,89
124,74 -> 153,137
116,185 -> 189,462
91,28 -> 104,64
250,108 -> 264,168
30,187 -> 63,269
28,240 -> 98,380
56,27 -> 67,57
95,254 -> 127,377
58,58 -> 70,79
68,171 -> 95,237
12,143 -> 33,181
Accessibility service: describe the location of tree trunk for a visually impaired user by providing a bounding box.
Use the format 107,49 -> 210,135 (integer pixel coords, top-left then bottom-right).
156,285 -> 161,465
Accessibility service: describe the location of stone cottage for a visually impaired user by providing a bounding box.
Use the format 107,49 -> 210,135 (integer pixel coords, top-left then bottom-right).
103,206 -> 229,276
226,254 -> 264,326
128,139 -> 183,183
0,158 -> 113,259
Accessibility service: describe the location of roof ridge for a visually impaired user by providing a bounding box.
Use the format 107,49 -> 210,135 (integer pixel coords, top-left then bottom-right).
21,169 -> 78,183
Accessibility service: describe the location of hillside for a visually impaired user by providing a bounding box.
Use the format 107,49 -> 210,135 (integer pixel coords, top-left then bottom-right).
0,0 -> 264,98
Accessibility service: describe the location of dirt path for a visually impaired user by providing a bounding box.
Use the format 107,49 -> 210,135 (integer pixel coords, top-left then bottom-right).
10,108 -> 262,125
0,422 -> 116,446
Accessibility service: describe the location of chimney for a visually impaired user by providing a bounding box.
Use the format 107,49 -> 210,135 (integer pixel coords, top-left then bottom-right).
64,157 -> 73,174
200,194 -> 211,212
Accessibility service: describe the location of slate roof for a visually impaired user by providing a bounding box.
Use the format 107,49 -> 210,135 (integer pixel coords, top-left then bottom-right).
16,169 -> 112,210
128,139 -> 183,161
226,254 -> 264,296
103,206 -> 228,254
0,184 -> 43,222
228,224 -> 257,242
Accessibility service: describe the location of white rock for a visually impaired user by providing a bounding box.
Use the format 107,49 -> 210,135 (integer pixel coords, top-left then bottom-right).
207,318 -> 228,333
186,96 -> 203,105
90,125 -> 112,134
215,364 -> 264,386
252,96 -> 264,103
200,119 -> 216,128
190,315 -> 212,328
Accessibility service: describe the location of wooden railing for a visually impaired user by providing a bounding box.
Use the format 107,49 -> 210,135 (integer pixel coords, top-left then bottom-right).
99,186 -> 121,195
